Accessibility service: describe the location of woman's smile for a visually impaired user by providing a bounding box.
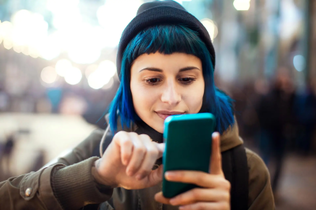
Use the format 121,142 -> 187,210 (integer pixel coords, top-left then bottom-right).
155,110 -> 186,120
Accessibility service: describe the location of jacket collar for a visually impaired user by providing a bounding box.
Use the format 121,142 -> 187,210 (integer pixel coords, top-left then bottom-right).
220,117 -> 243,152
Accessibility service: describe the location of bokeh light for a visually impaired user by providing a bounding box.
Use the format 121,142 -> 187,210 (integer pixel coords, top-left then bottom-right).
55,59 -> 73,77
11,10 -> 49,59
1,21 -> 13,50
233,0 -> 251,11
41,66 -> 58,84
87,60 -> 116,89
201,18 -> 218,41
0,21 -> 13,39
102,77 -> 114,90
97,0 -> 143,48
64,67 -> 82,85
46,0 -> 102,64
13,45 -> 22,53
85,64 -> 98,78
46,0 -> 81,30
22,47 -> 29,56
38,34 -> 62,61
293,55 -> 305,72
29,48 -> 39,58
98,60 -> 116,78
88,71 -> 108,90
4,39 -> 13,50
67,28 -> 102,64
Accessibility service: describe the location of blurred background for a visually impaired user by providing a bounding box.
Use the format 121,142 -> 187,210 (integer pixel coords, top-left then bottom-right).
0,0 -> 315,209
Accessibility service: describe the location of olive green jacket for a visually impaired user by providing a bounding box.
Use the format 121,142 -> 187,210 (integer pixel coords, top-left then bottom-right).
0,121 -> 275,210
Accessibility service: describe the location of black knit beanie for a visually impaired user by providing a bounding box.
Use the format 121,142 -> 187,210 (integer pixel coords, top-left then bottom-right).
116,0 -> 216,76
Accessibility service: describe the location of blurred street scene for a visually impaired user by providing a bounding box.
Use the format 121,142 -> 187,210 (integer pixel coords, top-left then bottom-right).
0,0 -> 316,209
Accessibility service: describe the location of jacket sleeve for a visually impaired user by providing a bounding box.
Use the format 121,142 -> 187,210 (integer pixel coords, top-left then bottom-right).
0,164 -> 65,210
0,128 -> 114,210
52,157 -> 113,210
52,128 -> 114,209
246,149 -> 275,210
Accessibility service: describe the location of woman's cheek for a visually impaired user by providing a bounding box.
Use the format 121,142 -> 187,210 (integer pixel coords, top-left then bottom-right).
134,86 -> 158,108
186,85 -> 204,113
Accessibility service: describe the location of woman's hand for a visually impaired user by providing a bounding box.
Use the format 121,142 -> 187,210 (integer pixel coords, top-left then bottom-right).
95,131 -> 165,189
155,132 -> 230,210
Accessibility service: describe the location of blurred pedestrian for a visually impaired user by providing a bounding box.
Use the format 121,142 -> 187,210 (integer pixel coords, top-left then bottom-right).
294,78 -> 316,155
0,132 -> 15,179
256,67 -> 296,193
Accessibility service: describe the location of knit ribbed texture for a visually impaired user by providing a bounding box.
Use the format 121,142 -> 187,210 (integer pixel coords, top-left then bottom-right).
116,1 -> 215,77
52,157 -> 113,209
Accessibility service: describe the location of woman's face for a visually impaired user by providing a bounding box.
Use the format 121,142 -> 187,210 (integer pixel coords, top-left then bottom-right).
130,52 -> 205,133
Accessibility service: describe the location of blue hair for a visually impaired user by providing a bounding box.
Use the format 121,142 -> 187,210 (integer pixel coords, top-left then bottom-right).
109,25 -> 234,133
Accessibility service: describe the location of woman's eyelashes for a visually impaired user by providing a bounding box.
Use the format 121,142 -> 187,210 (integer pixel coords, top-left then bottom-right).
145,77 -> 161,85
178,77 -> 196,84
143,76 -> 196,86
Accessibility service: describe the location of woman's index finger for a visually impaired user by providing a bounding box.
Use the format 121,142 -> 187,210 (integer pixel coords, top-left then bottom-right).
210,132 -> 224,176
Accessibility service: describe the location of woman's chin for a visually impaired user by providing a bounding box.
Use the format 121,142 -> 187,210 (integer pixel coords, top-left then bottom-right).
150,121 -> 164,134
152,124 -> 164,134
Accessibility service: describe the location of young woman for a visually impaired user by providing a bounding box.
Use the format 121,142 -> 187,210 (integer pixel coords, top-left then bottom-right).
0,1 -> 274,209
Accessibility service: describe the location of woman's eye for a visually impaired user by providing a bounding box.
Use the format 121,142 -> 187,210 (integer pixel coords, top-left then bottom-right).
145,78 -> 161,85
179,77 -> 195,84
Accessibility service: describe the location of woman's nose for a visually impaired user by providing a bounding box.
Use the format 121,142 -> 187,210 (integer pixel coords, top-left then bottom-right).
161,81 -> 181,106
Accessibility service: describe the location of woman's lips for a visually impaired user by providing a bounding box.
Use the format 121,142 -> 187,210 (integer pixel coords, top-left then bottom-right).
155,111 -> 185,120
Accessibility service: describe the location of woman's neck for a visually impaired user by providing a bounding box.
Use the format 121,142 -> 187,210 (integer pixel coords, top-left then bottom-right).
135,120 -> 163,143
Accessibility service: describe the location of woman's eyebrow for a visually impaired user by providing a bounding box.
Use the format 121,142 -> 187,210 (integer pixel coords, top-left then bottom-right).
139,67 -> 162,72
139,66 -> 200,72
179,66 -> 201,72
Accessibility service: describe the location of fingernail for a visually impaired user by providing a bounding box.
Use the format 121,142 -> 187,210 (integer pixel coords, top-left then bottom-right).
179,206 -> 184,210
165,172 -> 175,179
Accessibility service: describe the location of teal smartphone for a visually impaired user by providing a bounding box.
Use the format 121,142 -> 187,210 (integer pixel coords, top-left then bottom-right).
162,113 -> 216,198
